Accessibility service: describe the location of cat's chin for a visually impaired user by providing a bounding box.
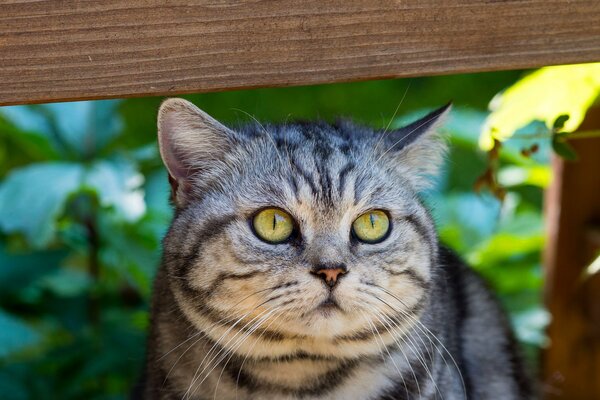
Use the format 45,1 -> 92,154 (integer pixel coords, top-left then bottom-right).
313,296 -> 344,316
290,305 -> 367,338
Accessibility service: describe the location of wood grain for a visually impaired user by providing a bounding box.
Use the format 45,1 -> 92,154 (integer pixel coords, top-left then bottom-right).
1,0 -> 600,105
543,109 -> 600,399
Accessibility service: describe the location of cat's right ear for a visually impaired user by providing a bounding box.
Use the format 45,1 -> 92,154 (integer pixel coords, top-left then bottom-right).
157,98 -> 234,205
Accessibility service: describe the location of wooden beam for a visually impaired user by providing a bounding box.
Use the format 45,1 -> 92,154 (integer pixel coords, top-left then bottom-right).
543,109 -> 600,399
1,0 -> 600,106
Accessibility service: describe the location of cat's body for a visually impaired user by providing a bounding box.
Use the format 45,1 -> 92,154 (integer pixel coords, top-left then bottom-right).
138,99 -> 533,399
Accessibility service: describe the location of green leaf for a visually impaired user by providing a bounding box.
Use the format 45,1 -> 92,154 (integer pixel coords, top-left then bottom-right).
0,310 -> 40,358
551,138 -> 578,161
0,163 -> 84,247
84,158 -> 145,222
512,307 -> 550,346
429,192 -> 501,252
480,63 -> 600,150
0,243 -> 66,294
43,100 -> 123,157
0,122 -> 60,165
467,232 -> 545,267
38,268 -> 92,297
0,371 -> 28,400
553,114 -> 570,130
0,105 -> 54,138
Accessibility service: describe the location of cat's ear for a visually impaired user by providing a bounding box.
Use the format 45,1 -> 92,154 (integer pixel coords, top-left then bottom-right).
384,103 -> 451,191
157,98 -> 234,204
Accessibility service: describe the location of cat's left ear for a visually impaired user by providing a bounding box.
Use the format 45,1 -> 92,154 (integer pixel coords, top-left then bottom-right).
384,103 -> 451,191
157,98 -> 235,205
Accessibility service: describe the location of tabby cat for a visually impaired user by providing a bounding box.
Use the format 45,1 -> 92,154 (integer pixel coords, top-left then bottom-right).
138,98 -> 533,399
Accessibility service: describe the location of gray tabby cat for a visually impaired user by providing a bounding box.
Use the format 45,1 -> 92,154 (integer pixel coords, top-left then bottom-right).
137,98 -> 533,399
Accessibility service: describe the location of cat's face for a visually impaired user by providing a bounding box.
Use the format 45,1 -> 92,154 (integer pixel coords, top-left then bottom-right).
158,99 -> 448,348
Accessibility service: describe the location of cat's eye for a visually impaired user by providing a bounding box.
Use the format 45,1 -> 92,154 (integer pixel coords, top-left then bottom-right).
352,210 -> 390,243
252,208 -> 295,244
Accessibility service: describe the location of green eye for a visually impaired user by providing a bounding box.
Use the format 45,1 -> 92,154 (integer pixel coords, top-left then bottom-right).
253,208 -> 294,244
352,210 -> 390,243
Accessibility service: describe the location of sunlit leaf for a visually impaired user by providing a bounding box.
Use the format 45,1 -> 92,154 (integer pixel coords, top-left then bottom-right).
467,232 -> 545,267
498,165 -> 552,188
584,253 -> 600,277
0,163 -> 84,247
480,63 -> 600,150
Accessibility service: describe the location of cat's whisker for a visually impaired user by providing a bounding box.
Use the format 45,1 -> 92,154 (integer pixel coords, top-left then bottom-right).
166,303 -> 267,392
374,111 -> 444,164
182,303 -> 277,399
372,80 -> 413,152
162,297 -> 273,385
231,107 -> 291,175
363,292 -> 451,399
371,308 -> 444,400
192,307 -> 282,399
371,284 -> 467,399
159,285 -> 279,363
162,285 -> 290,385
186,291 -> 292,399
362,286 -> 460,399
214,310 -> 286,400
182,307 -> 271,400
365,309 -> 422,399
360,310 -> 411,399
235,312 -> 287,400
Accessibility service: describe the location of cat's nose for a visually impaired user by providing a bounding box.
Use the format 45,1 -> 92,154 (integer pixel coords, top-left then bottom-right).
311,264 -> 348,287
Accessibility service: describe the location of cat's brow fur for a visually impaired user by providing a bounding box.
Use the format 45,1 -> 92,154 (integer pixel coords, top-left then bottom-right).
137,99 -> 533,400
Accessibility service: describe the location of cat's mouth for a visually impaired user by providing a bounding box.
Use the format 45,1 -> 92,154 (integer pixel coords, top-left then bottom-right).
315,296 -> 343,315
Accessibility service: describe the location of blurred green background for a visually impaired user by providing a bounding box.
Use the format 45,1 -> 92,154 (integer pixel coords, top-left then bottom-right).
0,70 -> 553,399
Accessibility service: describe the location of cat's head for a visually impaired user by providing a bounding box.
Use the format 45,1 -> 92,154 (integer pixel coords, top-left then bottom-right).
157,98 -> 449,350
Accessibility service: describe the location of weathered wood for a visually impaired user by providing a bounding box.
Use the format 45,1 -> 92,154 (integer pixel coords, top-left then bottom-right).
543,109 -> 600,399
1,0 -> 600,106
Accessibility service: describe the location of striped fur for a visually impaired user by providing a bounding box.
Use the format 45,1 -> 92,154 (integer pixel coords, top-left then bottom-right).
137,99 -> 533,399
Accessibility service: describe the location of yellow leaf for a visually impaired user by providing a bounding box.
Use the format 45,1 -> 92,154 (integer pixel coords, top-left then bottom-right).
480,63 -> 600,150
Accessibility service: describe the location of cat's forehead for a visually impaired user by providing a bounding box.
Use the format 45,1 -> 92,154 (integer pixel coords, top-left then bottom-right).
219,126 -> 410,217
238,122 -> 372,175
241,119 -> 372,150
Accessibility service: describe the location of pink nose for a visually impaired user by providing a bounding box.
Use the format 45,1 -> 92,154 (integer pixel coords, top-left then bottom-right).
313,267 -> 347,287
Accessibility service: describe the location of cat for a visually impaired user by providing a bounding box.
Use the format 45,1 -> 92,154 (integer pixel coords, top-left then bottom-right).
137,98 -> 533,399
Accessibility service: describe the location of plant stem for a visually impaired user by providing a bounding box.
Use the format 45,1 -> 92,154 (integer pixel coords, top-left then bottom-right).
511,130 -> 600,140
85,212 -> 100,326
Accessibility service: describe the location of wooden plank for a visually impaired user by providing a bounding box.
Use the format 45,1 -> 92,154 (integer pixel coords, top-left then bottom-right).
542,109 -> 600,399
1,0 -> 599,106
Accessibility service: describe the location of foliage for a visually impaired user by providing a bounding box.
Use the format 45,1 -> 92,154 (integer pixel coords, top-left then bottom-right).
480,62 -> 600,151
474,63 -> 599,201
0,70 -> 554,398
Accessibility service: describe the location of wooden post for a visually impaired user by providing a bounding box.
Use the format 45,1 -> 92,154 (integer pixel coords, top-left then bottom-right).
543,108 -> 600,399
